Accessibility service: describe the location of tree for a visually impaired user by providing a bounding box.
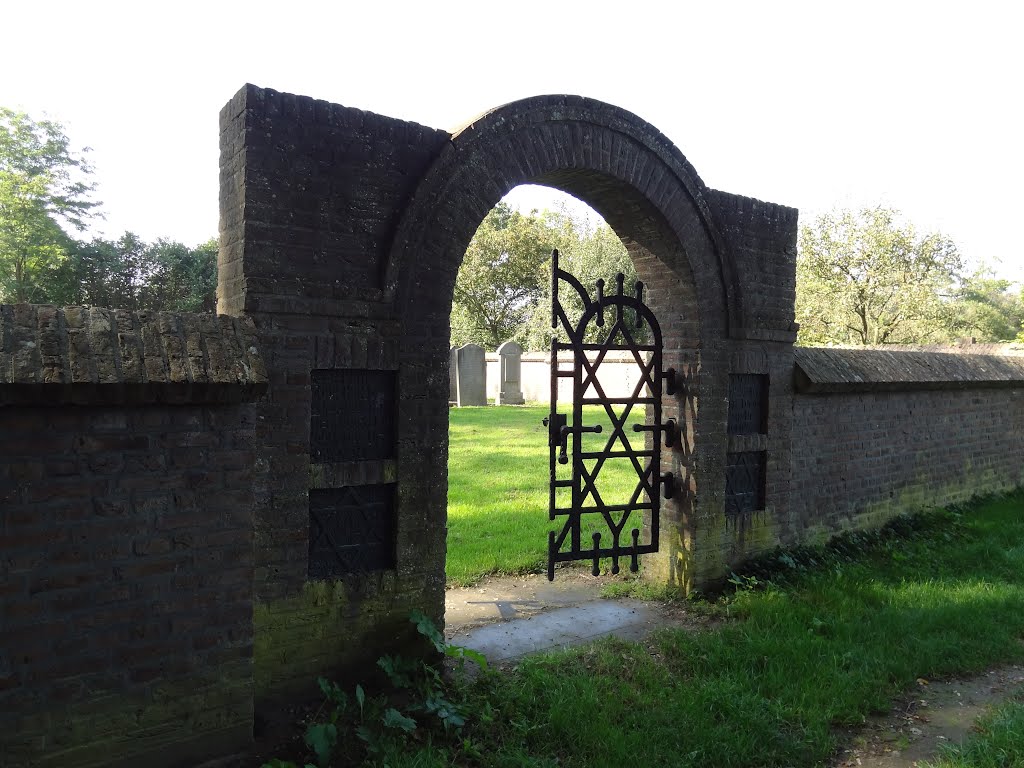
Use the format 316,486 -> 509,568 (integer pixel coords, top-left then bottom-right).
451,202 -> 564,349
523,220 -> 641,350
140,238 -> 217,312
796,207 -> 962,345
944,269 -> 1024,343
44,233 -> 217,311
0,108 -> 99,302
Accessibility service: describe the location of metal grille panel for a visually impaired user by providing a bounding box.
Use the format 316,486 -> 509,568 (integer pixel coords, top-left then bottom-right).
308,484 -> 396,577
727,374 -> 768,435
310,369 -> 396,462
725,450 -> 766,516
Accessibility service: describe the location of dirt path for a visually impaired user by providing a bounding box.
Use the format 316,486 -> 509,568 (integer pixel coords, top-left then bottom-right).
445,569 -> 610,634
831,665 -> 1024,767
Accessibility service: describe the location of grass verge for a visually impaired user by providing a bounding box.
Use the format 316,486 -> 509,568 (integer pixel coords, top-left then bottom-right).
922,696 -> 1024,767
270,490 -> 1024,768
447,492 -> 1024,768
450,492 -> 1024,768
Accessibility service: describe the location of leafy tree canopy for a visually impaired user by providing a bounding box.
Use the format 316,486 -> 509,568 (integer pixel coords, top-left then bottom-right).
522,219 -> 641,351
45,233 -> 217,312
796,207 -> 964,345
451,201 -> 639,351
0,108 -> 100,302
451,202 -> 567,350
945,268 -> 1024,343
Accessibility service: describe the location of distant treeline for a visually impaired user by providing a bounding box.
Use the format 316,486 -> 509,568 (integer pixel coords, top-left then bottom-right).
4,232 -> 217,312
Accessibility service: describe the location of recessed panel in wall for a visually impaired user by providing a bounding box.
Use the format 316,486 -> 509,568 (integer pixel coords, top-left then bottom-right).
727,374 -> 769,436
310,369 -> 396,462
308,484 -> 396,577
725,450 -> 766,516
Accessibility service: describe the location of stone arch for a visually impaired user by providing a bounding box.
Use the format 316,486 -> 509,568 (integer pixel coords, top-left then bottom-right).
382,95 -> 742,590
383,95 -> 742,341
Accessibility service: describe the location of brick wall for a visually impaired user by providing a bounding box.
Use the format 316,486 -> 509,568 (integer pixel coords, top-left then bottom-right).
790,348 -> 1024,543
6,83 -> 1024,768
706,190 -> 799,344
219,85 -> 451,703
0,305 -> 265,767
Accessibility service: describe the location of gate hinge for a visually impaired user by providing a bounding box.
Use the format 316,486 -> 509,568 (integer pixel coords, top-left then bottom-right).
663,368 -> 676,396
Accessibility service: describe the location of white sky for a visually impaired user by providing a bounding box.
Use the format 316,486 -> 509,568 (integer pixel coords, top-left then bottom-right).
2,0 -> 1021,284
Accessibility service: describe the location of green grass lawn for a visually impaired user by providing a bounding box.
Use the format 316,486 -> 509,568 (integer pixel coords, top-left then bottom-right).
268,489 -> 1024,768
444,408 -> 1024,766
437,491 -> 1024,768
439,492 -> 1024,768
446,405 -> 646,586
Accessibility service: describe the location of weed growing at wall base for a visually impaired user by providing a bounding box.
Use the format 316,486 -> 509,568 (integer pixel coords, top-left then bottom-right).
261,611 -> 487,768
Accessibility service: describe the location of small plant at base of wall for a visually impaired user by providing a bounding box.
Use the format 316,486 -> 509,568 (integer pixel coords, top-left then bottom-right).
261,610 -> 487,768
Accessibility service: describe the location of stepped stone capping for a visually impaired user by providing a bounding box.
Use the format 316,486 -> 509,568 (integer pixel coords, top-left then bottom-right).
0,304 -> 267,406
794,347 -> 1024,393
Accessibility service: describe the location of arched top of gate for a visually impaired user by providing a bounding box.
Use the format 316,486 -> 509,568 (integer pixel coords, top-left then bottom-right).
383,94 -> 743,337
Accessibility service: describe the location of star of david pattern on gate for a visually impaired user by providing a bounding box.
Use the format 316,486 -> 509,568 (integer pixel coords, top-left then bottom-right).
545,250 -> 676,579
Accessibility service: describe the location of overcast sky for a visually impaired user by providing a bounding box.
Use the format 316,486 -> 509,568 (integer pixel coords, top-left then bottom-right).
3,0 -> 1020,283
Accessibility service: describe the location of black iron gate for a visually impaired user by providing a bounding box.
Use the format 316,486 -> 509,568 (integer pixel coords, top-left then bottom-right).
544,249 -> 675,580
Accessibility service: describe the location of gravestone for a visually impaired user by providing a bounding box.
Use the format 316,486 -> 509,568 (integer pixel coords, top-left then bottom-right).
449,346 -> 457,403
454,343 -> 486,406
496,341 -> 525,405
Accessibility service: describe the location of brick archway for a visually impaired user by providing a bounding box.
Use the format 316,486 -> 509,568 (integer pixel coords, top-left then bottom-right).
384,95 -> 743,591
219,84 -> 797,694
384,95 -> 742,338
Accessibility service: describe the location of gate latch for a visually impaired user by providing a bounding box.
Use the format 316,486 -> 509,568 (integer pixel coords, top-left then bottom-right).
542,413 -> 567,449
543,414 -> 604,464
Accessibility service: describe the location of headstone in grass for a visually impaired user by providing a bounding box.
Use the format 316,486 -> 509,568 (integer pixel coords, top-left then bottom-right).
496,341 -> 525,405
455,343 -> 487,406
449,346 -> 458,404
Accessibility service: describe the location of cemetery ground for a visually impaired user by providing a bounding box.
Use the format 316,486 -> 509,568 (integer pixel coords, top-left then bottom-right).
445,404 -> 644,586
256,408 -> 1024,768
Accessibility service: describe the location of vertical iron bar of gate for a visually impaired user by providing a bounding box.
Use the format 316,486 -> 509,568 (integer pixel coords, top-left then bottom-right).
547,333 -> 557,582
571,324 -> 583,557
547,249 -> 559,581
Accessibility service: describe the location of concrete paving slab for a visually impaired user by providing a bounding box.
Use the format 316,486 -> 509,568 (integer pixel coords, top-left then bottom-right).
445,571 -> 606,633
448,599 -> 657,663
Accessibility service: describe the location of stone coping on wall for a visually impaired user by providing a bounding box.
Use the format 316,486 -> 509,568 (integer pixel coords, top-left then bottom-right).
794,346 -> 1024,393
0,303 -> 267,406
860,341 -> 1024,356
482,350 -> 650,361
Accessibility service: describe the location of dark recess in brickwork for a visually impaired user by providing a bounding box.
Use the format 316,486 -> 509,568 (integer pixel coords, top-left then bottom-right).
308,484 -> 397,576
728,374 -> 769,435
725,450 -> 767,515
310,369 -> 397,462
